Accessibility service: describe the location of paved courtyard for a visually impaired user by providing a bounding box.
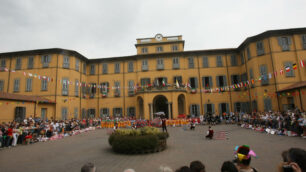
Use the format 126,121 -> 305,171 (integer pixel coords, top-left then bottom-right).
0,125 -> 305,172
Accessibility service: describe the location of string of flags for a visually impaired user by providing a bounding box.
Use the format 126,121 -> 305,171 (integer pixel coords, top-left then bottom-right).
1,59 -> 304,93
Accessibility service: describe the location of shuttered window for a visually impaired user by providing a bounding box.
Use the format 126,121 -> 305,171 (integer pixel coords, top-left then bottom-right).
240,53 -> 245,65
256,41 -> 265,56
61,107 -> 68,120
63,56 -> 70,68
218,103 -> 229,115
204,104 -> 215,115
16,57 -> 22,70
100,82 -> 109,94
173,57 -> 180,69
90,64 -> 95,75
83,63 -> 86,74
157,58 -> 164,70
231,55 -> 238,66
216,75 -> 227,87
127,107 -> 136,117
14,79 -> 20,92
26,78 -> 32,92
188,57 -> 194,68
202,76 -> 212,89
100,108 -> 110,118
202,56 -> 208,68
115,63 -> 120,73
0,80 -> 4,91
128,80 -> 134,96
28,56 -> 34,69
284,62 -> 294,77
41,79 -> 48,91
189,77 -> 198,89
302,35 -> 306,49
264,98 -> 272,111
74,108 -> 78,119
278,36 -> 291,51
75,59 -> 79,71
102,63 -> 108,74
142,60 -> 148,71
128,61 -> 134,72
62,78 -> 69,96
1,59 -> 6,68
246,47 -> 251,60
41,55 -> 51,68
75,80 -> 79,96
259,64 -> 269,85
113,108 -> 122,117
190,104 -> 200,116
114,81 -> 120,97
216,56 -> 223,67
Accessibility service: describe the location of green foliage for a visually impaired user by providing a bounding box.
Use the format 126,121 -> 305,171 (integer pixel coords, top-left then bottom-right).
108,127 -> 168,154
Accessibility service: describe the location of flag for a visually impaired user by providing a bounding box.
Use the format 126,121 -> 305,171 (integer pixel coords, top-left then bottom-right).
268,73 -> 272,79
162,79 -> 166,87
274,71 -> 277,77
23,72 -> 26,76
285,66 -> 290,72
300,60 -> 305,68
4,68 -> 8,72
156,79 -> 159,87
280,69 -> 284,75
176,79 -> 179,88
292,63 -> 297,70
251,79 -> 254,84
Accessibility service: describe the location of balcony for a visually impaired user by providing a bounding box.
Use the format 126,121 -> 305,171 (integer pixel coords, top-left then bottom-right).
135,86 -> 187,94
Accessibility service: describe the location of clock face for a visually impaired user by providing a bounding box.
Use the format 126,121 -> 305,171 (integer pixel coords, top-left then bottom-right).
155,34 -> 163,41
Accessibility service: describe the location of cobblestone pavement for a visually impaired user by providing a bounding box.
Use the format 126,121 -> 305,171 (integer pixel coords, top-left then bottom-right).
0,125 -> 305,172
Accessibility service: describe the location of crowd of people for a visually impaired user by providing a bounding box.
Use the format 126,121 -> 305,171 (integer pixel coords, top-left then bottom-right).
80,146 -> 306,172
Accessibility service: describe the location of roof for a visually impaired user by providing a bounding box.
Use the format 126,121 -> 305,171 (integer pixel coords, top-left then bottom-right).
0,92 -> 56,104
0,48 -> 88,62
277,81 -> 306,92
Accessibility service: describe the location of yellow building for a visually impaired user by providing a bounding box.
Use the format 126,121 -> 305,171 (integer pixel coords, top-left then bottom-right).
0,28 -> 306,122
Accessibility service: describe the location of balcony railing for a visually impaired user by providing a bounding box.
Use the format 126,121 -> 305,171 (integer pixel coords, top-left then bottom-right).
136,86 -> 187,94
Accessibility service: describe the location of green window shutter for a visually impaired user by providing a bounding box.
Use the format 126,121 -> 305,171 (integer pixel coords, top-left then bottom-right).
216,76 -> 220,87
209,76 -> 212,87
212,104 -> 215,113
223,76 -> 227,86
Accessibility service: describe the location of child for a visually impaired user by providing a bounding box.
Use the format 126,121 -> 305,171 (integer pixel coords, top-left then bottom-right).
25,132 -> 33,145
206,126 -> 214,139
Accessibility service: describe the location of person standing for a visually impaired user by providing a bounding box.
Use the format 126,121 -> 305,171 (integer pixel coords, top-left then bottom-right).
162,117 -> 167,133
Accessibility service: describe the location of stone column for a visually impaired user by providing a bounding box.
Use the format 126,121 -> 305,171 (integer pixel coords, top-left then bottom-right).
149,103 -> 153,120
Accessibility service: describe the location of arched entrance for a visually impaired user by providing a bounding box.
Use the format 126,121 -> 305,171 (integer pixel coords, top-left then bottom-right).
137,97 -> 144,119
153,95 -> 168,118
178,94 -> 185,115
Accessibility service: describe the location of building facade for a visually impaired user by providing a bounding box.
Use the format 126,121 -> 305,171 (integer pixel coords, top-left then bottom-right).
0,28 -> 306,122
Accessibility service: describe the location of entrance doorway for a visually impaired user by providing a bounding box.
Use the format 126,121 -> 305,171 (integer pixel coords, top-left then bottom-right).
178,94 -> 185,115
153,95 -> 168,118
137,97 -> 144,119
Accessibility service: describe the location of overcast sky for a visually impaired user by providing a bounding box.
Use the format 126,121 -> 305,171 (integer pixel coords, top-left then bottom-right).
0,0 -> 305,59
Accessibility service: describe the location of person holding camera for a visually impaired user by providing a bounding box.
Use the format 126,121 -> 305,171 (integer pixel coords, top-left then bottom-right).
278,148 -> 306,172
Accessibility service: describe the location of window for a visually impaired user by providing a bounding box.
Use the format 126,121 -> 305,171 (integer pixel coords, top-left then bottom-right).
154,77 -> 167,88
41,79 -> 48,91
113,108 -> 122,117
127,107 -> 135,117
302,35 -> 306,49
218,103 -> 229,115
89,83 -> 96,98
25,78 -> 32,92
156,46 -> 163,52
216,56 -> 223,67
1,59 -> 6,68
75,80 -> 79,96
100,82 -> 109,96
278,37 -> 291,51
61,107 -> 68,120
259,64 -> 269,85
0,80 -> 4,91
173,76 -> 182,87
234,102 -> 241,112
63,56 -> 70,68
157,58 -> 164,70
189,77 -> 198,89
90,64 -> 95,75
172,45 -> 178,51
81,108 -> 86,119
202,76 -> 212,89
28,56 -> 34,69
240,53 -> 245,65
246,47 -> 251,60
83,63 -> 86,74
41,55 -> 51,68
190,104 -> 200,117
173,57 -> 180,69
41,108 -> 47,120
13,79 -> 20,92
256,41 -> 264,56
75,59 -> 79,71
140,78 -> 150,87
287,97 -> 295,110
102,63 -> 108,74
284,62 -> 295,77
73,108 -> 78,119
216,75 -> 227,87
114,81 -> 120,97
100,108 -> 109,118
115,63 -> 120,73
252,100 -> 258,112
231,75 -> 240,91
249,68 -> 254,88
128,61 -> 134,72
230,55 -> 238,66
128,80 -> 134,96
88,109 -> 96,118
16,57 -> 21,70
264,98 -> 272,112
202,56 -> 208,68
241,73 -> 248,90
142,60 -> 148,71
204,104 -> 215,114
141,47 -> 148,54
188,57 -> 194,68
62,78 -> 69,96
